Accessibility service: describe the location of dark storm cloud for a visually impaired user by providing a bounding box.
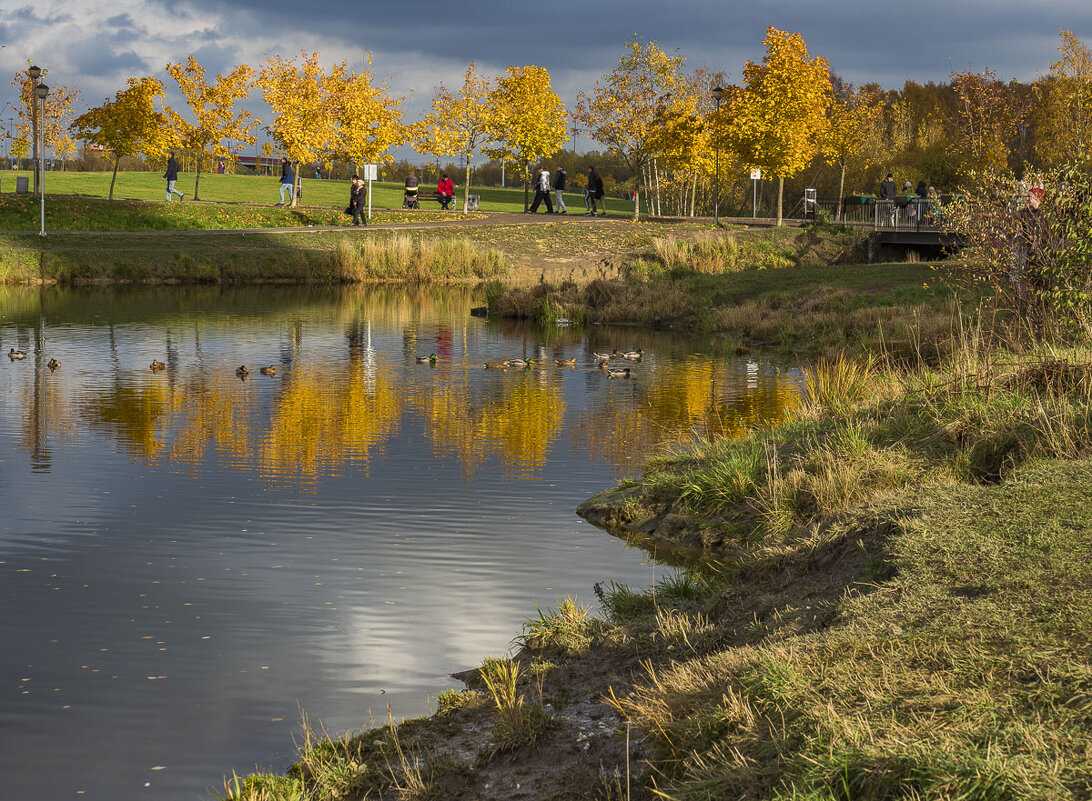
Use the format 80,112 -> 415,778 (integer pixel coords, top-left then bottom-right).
64,41 -> 149,86
147,0 -> 1092,88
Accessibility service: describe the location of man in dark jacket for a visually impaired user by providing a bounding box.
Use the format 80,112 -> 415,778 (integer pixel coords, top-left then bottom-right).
164,153 -> 184,201
553,165 -> 567,214
879,172 -> 897,224
279,158 -> 295,205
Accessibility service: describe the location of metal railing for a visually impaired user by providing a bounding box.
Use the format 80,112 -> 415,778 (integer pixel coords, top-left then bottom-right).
796,197 -> 949,232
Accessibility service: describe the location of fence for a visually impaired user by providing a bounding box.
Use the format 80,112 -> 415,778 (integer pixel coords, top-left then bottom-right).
797,197 -> 948,232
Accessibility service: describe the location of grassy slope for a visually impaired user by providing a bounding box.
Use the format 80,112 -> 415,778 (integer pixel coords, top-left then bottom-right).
0,169 -> 626,216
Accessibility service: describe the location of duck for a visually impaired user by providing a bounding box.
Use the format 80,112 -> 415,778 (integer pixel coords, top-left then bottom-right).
592,352 -> 612,361
415,353 -> 437,364
505,357 -> 533,368
150,359 -> 166,371
259,365 -> 277,376
8,348 -> 26,360
606,366 -> 632,379
235,365 -> 249,377
483,360 -> 509,370
615,349 -> 644,360
554,358 -> 577,367
47,358 -> 61,371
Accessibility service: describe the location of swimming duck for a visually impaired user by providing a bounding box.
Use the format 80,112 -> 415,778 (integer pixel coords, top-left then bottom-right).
606,366 -> 632,379
259,365 -> 277,376
47,358 -> 61,371
415,353 -> 437,364
8,348 -> 26,360
615,349 -> 644,360
592,352 -> 612,361
483,360 -> 509,370
505,357 -> 533,368
235,365 -> 249,377
554,358 -> 577,367
150,359 -> 166,371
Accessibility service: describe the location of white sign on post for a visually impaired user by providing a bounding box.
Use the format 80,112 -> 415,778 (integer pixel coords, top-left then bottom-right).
750,168 -> 762,180
364,164 -> 378,219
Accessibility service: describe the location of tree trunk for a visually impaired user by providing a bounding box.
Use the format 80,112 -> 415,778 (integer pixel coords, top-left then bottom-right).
463,155 -> 472,214
777,176 -> 784,226
836,163 -> 846,221
109,154 -> 120,200
523,162 -> 530,212
291,160 -> 299,209
194,162 -> 202,202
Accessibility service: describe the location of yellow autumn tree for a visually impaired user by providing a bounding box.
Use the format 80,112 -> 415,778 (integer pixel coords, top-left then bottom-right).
948,67 -> 1026,178
164,56 -> 259,201
325,59 -> 409,176
10,67 -> 81,187
418,62 -> 493,213
484,65 -> 567,211
1034,30 -> 1092,167
258,51 -> 331,208
821,83 -> 886,217
727,27 -> 832,225
575,40 -> 684,219
71,77 -> 170,199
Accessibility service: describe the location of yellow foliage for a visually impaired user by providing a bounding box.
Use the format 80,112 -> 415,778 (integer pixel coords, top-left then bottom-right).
484,65 -> 567,188
325,58 -> 409,169
165,56 -> 259,193
1034,30 -> 1092,167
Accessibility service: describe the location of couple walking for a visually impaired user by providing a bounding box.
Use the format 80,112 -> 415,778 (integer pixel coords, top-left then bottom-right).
528,164 -> 568,214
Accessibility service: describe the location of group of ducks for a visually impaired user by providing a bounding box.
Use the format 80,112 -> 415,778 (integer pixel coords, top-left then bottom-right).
414,348 -> 644,378
8,348 -> 61,371
9,346 -> 644,379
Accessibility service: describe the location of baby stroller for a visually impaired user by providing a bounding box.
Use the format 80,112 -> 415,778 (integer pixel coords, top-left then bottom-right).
403,188 -> 419,209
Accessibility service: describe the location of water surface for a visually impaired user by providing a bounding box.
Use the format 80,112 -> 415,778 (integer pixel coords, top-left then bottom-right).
0,285 -> 801,799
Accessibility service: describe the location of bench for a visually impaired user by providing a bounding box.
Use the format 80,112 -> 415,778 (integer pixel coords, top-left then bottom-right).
404,188 -> 454,210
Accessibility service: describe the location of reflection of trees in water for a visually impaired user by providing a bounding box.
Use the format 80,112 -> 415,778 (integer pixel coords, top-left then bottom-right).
572,357 -> 801,477
14,286 -> 799,487
413,371 -> 566,480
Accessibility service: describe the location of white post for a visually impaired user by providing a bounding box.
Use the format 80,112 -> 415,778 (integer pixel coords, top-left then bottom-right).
38,92 -> 46,237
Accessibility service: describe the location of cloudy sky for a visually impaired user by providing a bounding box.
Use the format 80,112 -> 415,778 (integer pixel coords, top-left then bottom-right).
1,0 -> 1090,153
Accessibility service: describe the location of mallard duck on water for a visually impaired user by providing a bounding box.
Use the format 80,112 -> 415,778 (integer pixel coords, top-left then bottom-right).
554,358 -> 577,367
150,360 -> 166,371
592,352 -> 612,361
235,365 -> 249,377
483,360 -> 509,370
505,357 -> 533,368
415,353 -> 437,364
47,358 -> 61,371
615,349 -> 644,360
260,365 -> 277,376
606,366 -> 632,379
8,348 -> 27,360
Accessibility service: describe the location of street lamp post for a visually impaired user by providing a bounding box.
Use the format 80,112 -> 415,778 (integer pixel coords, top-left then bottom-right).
711,86 -> 725,226
28,65 -> 42,194
35,83 -> 49,236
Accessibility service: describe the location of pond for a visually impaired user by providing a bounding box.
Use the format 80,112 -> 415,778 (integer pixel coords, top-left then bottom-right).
0,285 -> 802,800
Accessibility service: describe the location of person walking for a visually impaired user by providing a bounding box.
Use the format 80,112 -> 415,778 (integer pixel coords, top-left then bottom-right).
585,167 -> 604,216
528,166 -> 553,213
278,158 -> 294,205
879,172 -> 897,225
553,164 -> 567,214
163,152 -> 184,201
349,175 -> 367,226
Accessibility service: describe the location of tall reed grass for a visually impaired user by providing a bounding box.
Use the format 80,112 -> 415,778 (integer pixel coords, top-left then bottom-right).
332,234 -> 505,282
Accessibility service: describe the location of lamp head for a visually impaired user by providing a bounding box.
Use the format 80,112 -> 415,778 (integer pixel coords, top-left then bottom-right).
35,83 -> 49,99
28,65 -> 42,80
711,86 -> 725,101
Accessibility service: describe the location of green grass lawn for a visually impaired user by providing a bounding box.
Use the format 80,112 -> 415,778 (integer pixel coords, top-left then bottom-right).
0,169 -> 628,216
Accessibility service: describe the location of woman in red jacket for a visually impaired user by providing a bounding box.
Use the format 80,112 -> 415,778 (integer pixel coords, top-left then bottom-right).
437,174 -> 455,210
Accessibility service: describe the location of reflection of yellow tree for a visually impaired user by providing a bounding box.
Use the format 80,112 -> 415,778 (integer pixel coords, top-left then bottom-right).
84,380 -> 171,457
416,374 -> 565,479
170,380 -> 254,465
478,377 -> 565,477
574,360 -> 801,475
260,362 -> 401,487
